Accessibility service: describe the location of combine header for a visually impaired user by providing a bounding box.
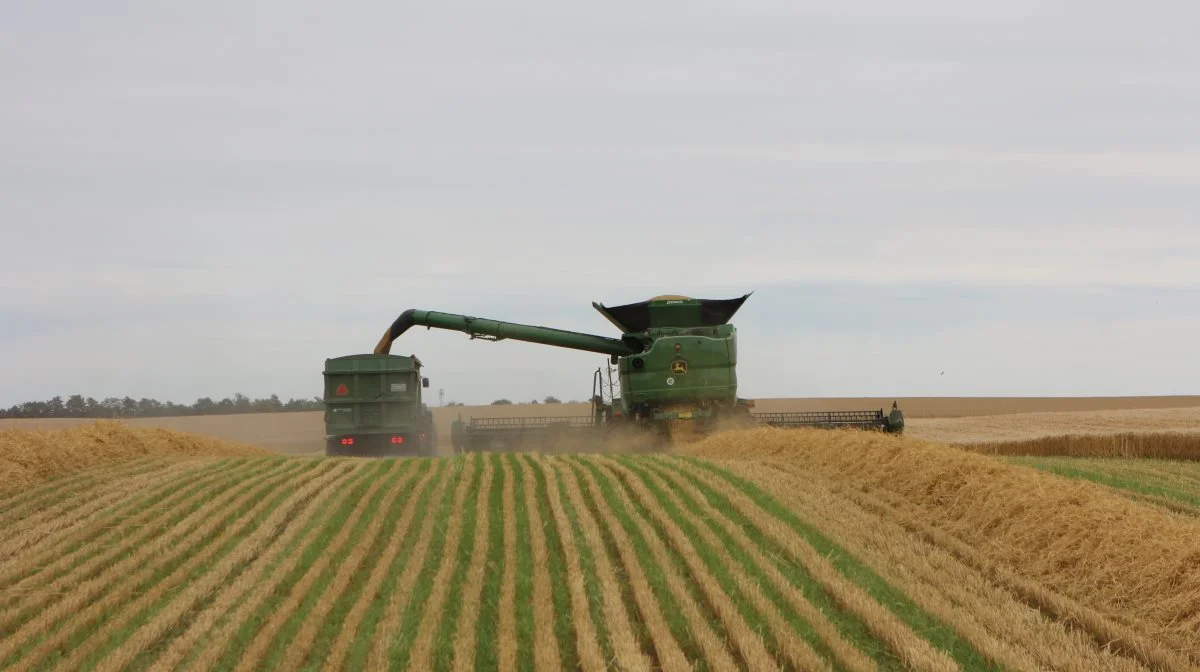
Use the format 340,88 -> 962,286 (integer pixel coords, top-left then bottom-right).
372,293 -> 904,451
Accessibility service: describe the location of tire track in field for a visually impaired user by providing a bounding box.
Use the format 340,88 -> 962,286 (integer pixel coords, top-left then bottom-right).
148,463 -> 416,672
731,460 -> 1155,672
322,460 -> 444,672
560,457 -> 690,671
552,457 -> 652,672
449,456 -> 495,672
580,458 -> 757,672
518,455 -> 562,672
96,460 -> 379,672
230,460 -> 399,672
0,458 -> 250,601
541,457 -> 606,672
21,460 -> 352,672
658,457 -> 960,672
0,459 -> 294,648
600,456 -> 833,672
630,457 -> 877,672
368,456 -> 474,670
0,459 -> 328,670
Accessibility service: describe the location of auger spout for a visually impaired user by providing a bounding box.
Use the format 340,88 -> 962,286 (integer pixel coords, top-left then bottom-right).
373,309 -> 642,358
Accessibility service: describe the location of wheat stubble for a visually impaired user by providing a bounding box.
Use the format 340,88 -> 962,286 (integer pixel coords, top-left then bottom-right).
602,456 -> 835,672
563,459 -> 692,671
551,457 -> 652,672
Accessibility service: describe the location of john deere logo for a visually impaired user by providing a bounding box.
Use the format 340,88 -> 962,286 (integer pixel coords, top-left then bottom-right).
670,359 -> 688,375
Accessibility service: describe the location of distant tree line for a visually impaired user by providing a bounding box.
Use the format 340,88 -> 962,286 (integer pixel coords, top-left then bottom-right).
0,393 -> 324,419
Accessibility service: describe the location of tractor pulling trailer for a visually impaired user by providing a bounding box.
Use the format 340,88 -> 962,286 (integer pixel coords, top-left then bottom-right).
323,293 -> 904,456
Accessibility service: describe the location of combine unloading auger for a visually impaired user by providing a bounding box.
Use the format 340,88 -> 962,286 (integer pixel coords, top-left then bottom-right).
373,294 -> 904,452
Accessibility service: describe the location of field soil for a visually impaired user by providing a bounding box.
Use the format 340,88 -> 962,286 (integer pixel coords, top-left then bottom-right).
4,395 -> 1200,455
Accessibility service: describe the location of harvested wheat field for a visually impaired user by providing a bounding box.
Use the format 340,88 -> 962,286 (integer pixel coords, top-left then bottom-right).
6,395 -> 1200,455
3,422 -> 1199,671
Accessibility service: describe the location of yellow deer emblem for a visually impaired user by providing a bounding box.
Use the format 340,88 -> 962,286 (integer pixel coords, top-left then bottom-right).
670,359 -> 688,375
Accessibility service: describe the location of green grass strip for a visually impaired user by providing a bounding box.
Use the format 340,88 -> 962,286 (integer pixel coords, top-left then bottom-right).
551,459 -> 615,665
428,454 -> 485,672
342,458 -> 447,671
473,455 -> 506,671
616,455 -> 836,669
528,455 -> 577,668
1003,457 -> 1200,511
300,459 -> 433,672
568,457 -> 711,671
674,456 -> 999,672
508,454 -> 536,672
385,456 -> 471,670
32,459 -> 327,671
207,460 -> 384,670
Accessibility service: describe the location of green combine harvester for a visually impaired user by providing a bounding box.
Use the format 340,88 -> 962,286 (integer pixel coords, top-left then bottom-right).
372,293 -> 904,453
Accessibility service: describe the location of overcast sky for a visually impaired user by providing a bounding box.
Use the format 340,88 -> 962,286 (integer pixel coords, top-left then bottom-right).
2,1 -> 1198,407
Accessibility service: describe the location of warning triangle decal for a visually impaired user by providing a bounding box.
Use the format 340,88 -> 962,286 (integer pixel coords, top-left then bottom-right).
335,383 -> 349,396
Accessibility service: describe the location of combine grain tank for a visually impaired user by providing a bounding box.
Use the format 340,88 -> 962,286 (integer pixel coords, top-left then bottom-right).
322,353 -> 436,456
372,293 -> 905,451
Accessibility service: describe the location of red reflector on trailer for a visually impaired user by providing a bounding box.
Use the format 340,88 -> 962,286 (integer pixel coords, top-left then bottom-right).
391,436 -> 404,444
341,437 -> 354,445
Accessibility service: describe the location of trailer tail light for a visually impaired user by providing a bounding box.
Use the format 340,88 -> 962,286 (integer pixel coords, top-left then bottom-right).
341,437 -> 354,446
391,436 -> 405,444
